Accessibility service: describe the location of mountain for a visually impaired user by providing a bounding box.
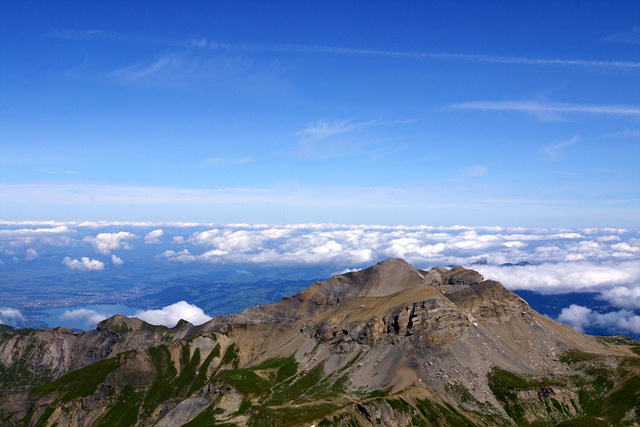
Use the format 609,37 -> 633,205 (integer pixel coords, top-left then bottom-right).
1,258 -> 639,426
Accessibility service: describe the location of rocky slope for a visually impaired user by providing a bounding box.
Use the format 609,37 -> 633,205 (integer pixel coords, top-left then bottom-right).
1,258 -> 639,426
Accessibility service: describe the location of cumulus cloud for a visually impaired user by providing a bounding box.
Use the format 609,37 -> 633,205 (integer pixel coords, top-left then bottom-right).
60,308 -> 108,329
135,301 -> 211,327
557,304 -> 640,336
173,236 -> 185,244
83,232 -> 138,254
63,256 -> 105,271
25,248 -> 39,260
611,242 -> 640,252
111,255 -> 124,265
0,308 -> 25,326
598,287 -> 640,311
144,229 -> 164,244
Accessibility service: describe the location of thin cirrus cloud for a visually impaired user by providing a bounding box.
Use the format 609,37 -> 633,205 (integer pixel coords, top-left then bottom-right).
449,101 -> 640,117
106,53 -> 288,96
199,157 -> 253,168
466,165 -> 489,177
49,29 -> 640,71
108,54 -> 252,86
296,118 -> 414,158
607,129 -> 640,138
297,119 -> 371,140
541,136 -> 579,161
602,26 -> 640,46
298,118 -> 415,139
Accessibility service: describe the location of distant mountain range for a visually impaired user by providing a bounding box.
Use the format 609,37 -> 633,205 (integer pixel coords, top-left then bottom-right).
1,258 -> 639,426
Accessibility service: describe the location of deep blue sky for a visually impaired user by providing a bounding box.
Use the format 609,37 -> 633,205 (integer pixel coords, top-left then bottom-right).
1,1 -> 639,227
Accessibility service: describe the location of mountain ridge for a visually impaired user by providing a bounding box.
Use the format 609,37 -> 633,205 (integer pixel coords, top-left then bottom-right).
1,258 -> 639,426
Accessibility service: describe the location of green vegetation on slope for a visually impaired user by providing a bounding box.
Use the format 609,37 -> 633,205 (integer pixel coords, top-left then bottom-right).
34,356 -> 119,403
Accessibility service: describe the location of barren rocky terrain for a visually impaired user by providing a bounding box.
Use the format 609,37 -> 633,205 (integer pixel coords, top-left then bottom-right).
1,258 -> 639,426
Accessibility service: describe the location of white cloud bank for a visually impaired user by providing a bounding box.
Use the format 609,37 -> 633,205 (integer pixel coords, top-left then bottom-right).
0,225 -> 76,246
474,261 -> 640,295
558,304 -> 640,336
135,301 -> 212,328
63,256 -> 105,271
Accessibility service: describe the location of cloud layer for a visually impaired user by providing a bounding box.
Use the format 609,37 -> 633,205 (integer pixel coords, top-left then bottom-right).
2,221 -> 639,335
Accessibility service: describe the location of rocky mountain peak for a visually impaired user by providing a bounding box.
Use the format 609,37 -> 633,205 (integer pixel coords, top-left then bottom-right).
313,257 -> 433,301
97,314 -> 154,334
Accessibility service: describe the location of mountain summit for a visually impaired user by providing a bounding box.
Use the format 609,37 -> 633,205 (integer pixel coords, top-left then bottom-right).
1,259 -> 639,426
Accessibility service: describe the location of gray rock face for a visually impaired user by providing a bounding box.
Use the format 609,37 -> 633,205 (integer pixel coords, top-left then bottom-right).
357,299 -> 470,347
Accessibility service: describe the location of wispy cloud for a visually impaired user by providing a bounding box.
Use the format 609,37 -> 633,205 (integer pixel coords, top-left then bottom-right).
298,119 -> 370,141
296,118 -> 413,158
607,129 -> 640,138
466,165 -> 489,178
50,29 -> 640,72
603,26 -> 640,46
38,168 -> 77,175
199,157 -> 253,168
109,54 -> 252,87
542,136 -> 579,161
2,181 -> 637,222
106,53 -> 289,96
49,29 -> 183,47
449,101 -> 640,117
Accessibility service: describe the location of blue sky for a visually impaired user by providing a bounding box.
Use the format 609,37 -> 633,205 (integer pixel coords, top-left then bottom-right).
1,1 -> 639,227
